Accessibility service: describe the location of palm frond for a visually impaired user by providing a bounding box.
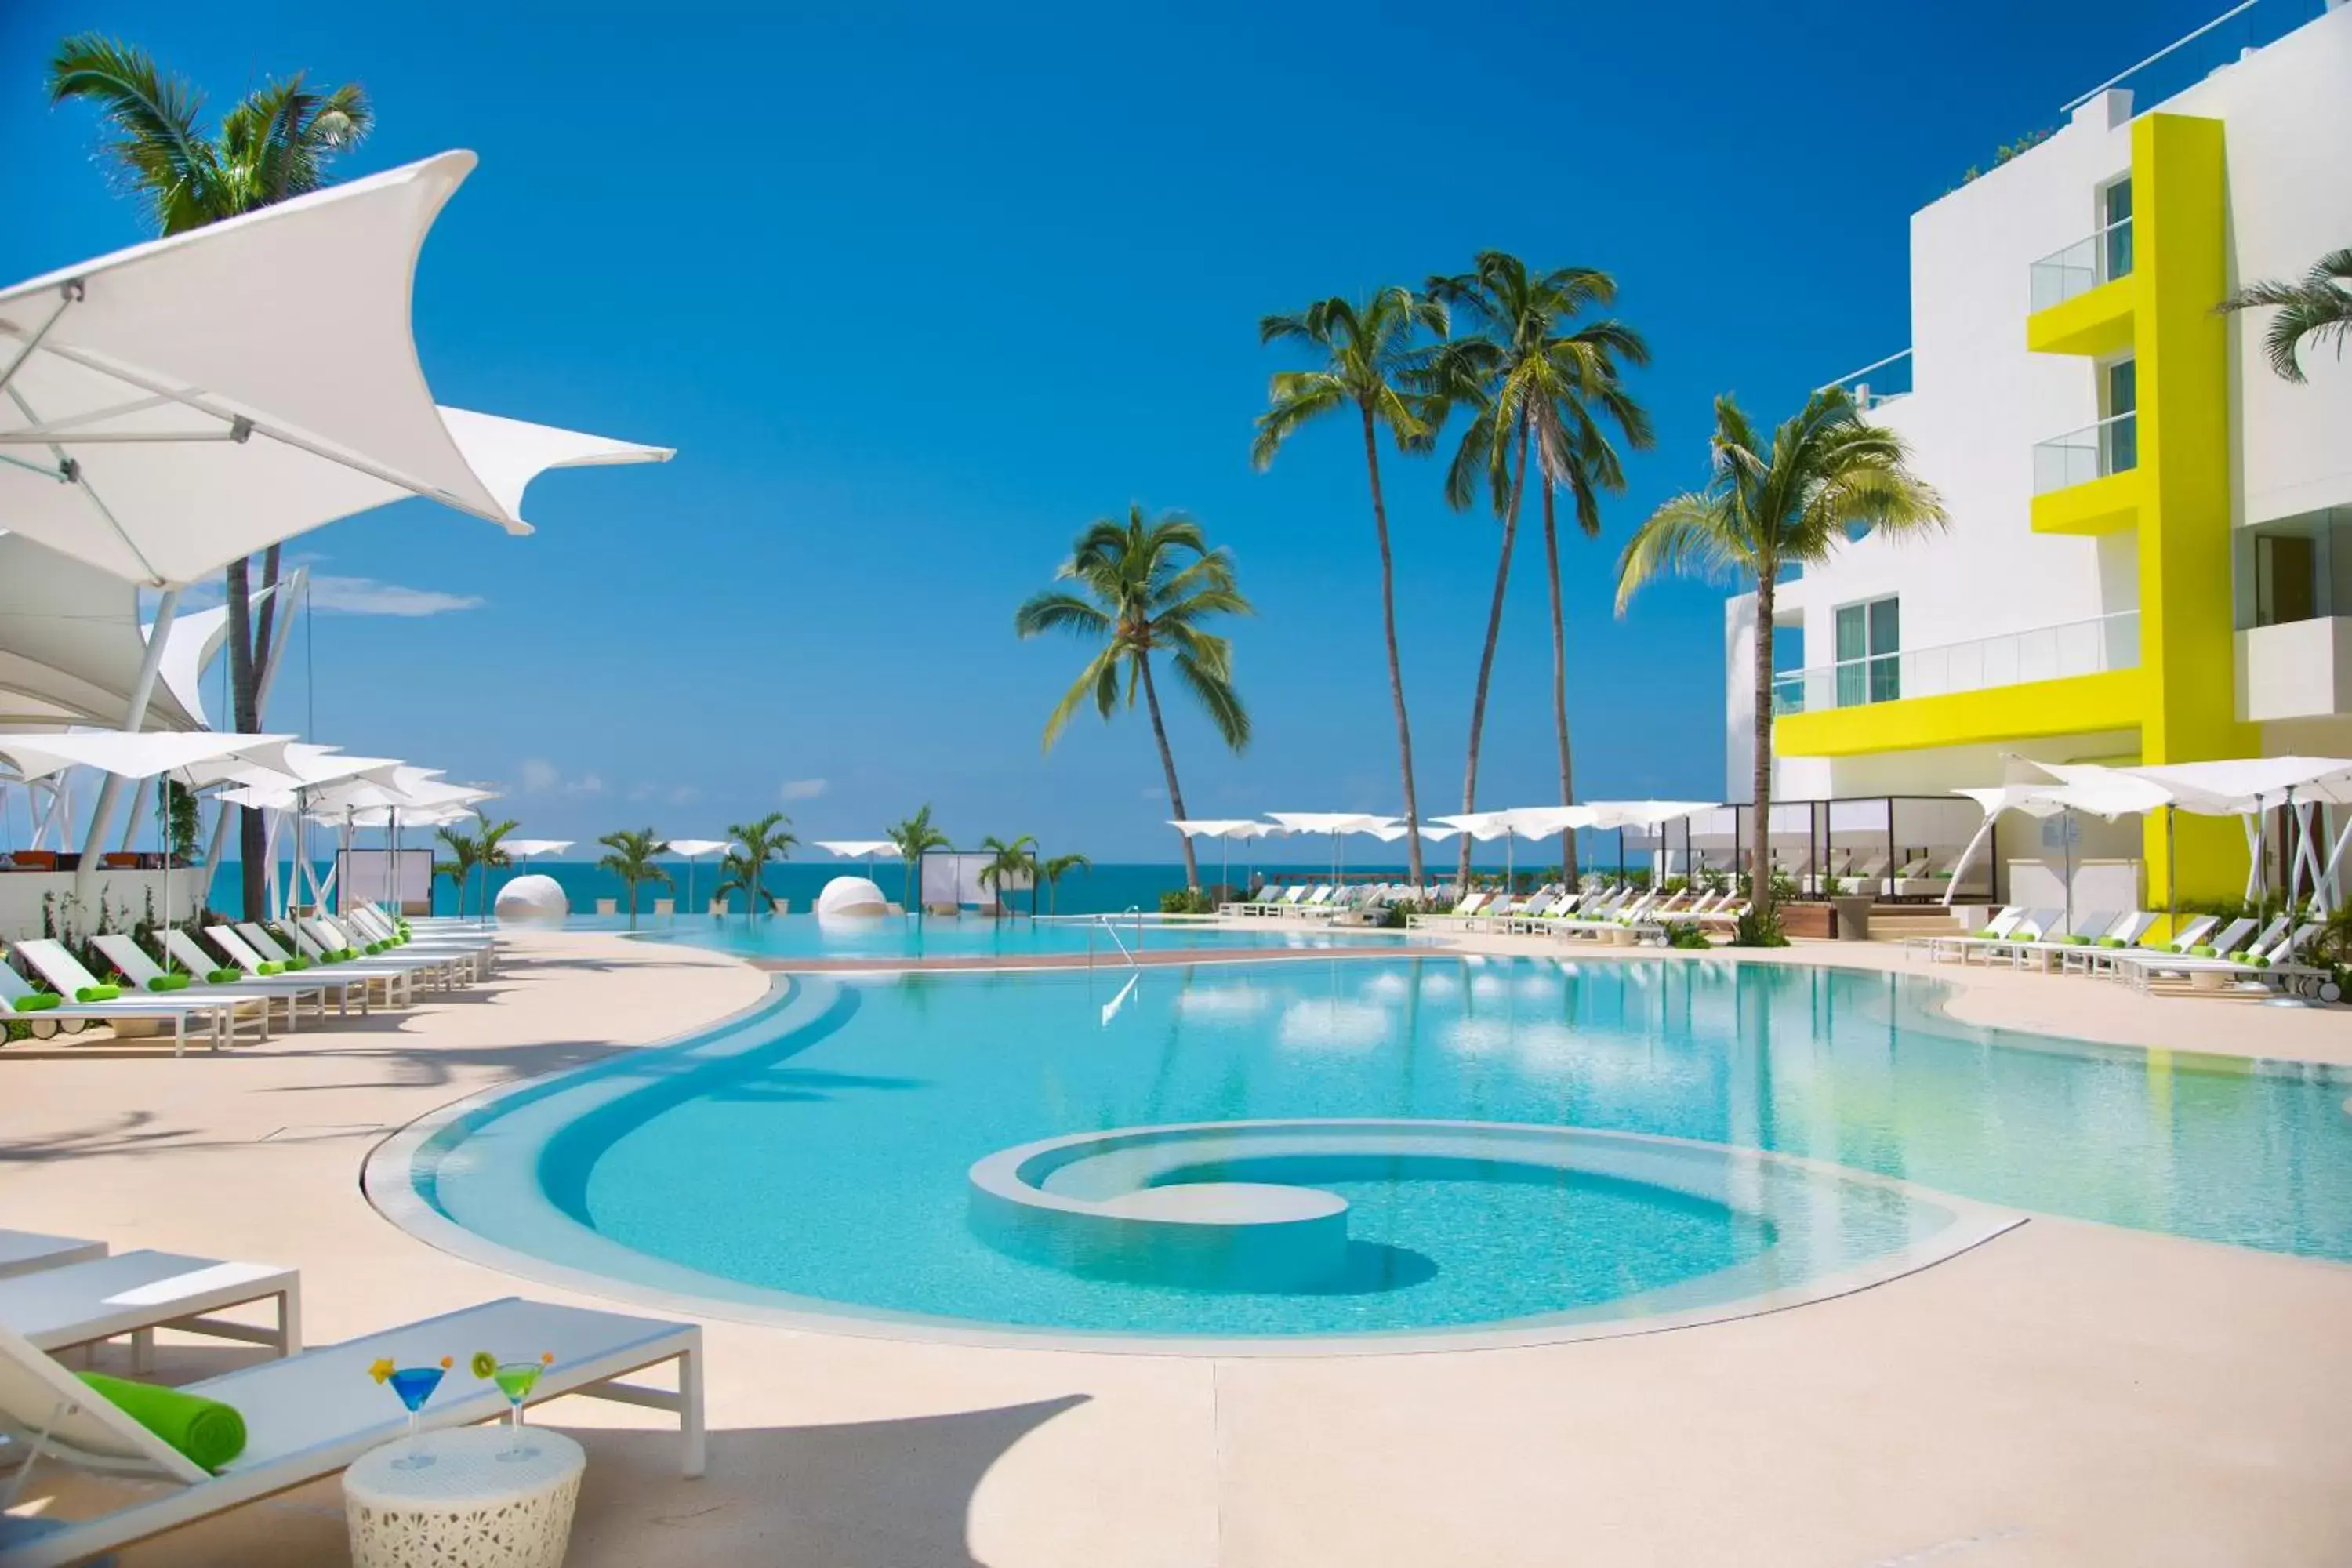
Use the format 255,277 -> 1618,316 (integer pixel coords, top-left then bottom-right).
1171,648 -> 1251,753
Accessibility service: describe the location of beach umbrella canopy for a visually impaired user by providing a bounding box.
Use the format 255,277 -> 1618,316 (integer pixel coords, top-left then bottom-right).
0,532 -> 212,731
666,838 -> 739,914
0,729 -> 294,783
0,151 -> 673,589
1265,812 -> 1396,888
502,840 -> 573,858
815,840 -> 900,860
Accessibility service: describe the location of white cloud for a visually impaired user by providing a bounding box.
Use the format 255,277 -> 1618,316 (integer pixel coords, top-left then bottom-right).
779,778 -> 827,803
517,759 -> 561,795
564,774 -> 607,797
306,575 -> 484,616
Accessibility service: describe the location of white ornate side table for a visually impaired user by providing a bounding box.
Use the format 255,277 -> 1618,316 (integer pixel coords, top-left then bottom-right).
344,1426 -> 586,1568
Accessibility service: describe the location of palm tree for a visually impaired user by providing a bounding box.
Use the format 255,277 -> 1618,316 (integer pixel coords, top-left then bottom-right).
49,35 -> 371,920
977,834 -> 1040,916
886,805 -> 952,914
717,812 -> 796,916
596,828 -> 671,929
1253,289 -> 1447,884
474,815 -> 518,915
1425,253 -> 1650,884
1615,388 -> 1946,913
1015,506 -> 1252,890
434,824 -> 481,919
2218,249 -> 2352,383
1038,851 -> 1093,916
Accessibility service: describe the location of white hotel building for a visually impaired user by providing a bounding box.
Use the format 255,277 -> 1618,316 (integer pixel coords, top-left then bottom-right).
1722,0 -> 2352,907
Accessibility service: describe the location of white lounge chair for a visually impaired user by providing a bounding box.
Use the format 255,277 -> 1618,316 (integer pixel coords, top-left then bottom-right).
155,930 -> 363,1020
0,1250 -> 298,1374
307,916 -> 483,984
2107,921 -> 2336,997
5,942 -> 264,1053
343,907 -> 495,975
0,1295 -> 704,1568
200,927 -> 379,1017
0,1232 -> 105,1283
89,935 -> 314,1034
241,924 -> 416,1005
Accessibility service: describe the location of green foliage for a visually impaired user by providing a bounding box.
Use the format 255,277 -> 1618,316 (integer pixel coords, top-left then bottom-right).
717,812 -> 796,916
886,804 -> 953,913
1036,852 -> 1091,916
1953,125 -> 2054,189
976,834 -> 1040,913
1159,887 -> 1216,915
2217,249 -> 2352,384
1664,921 -> 1713,950
1730,904 -> 1789,948
158,779 -> 200,862
595,827 -> 672,928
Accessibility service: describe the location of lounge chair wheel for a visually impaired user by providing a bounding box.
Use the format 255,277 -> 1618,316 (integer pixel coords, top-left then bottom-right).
28,1018 -> 57,1040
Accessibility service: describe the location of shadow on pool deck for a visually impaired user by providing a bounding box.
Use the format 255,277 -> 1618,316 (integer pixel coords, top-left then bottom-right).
76,1393 -> 1097,1566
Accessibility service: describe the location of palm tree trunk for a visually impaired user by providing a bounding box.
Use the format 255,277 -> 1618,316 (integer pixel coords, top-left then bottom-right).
1542,485 -> 1577,884
1752,567 -> 1777,912
1457,416 -> 1531,885
1135,652 -> 1200,889
224,557 -> 270,918
1360,406 -> 1425,887
629,880 -> 639,929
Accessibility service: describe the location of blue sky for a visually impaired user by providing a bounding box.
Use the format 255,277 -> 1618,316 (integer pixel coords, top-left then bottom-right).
2,0 -> 2248,861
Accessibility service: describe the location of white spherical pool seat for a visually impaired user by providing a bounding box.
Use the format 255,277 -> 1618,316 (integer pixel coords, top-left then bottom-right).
495,873 -> 570,925
815,875 -> 889,919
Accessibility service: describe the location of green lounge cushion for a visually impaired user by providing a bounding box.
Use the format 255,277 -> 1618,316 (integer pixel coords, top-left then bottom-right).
75,984 -> 121,1003
9,992 -> 60,1014
206,967 -> 242,985
257,961 -> 286,976
2189,945 -> 2217,958
144,974 -> 191,993
78,1370 -> 245,1473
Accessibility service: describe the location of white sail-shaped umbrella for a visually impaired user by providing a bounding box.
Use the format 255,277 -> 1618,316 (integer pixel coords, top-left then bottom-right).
1265,812 -> 1396,894
664,839 -> 738,916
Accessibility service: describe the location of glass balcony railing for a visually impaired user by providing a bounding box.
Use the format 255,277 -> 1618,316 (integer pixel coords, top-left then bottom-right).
1773,610 -> 2140,717
2029,217 -> 2134,311
1817,349 -> 1913,412
2032,410 -> 2138,494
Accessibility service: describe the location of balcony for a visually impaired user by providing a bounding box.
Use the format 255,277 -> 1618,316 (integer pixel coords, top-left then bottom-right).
1773,611 -> 2144,758
2030,412 -> 2141,535
1775,610 -> 2140,716
2238,616 -> 2352,722
2026,220 -> 2136,359
2028,219 -> 2133,310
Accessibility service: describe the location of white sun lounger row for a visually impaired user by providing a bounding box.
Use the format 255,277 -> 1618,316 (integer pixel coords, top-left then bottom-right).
1907,906 -> 2336,998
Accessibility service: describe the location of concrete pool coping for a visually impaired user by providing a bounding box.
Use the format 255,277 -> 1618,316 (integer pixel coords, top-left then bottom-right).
365,968 -> 2027,1358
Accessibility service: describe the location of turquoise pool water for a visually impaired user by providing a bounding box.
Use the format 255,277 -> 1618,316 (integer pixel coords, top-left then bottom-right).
400,956 -> 2352,1342
612,912 -> 1409,963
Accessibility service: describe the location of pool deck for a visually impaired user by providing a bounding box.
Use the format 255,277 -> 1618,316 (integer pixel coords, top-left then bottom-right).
4,927 -> 2350,1565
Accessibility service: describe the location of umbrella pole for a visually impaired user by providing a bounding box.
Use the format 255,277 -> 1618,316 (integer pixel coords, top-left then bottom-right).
2061,808 -> 2074,936
2166,806 -> 2177,932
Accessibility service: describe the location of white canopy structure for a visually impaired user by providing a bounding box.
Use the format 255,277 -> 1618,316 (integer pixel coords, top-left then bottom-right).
2122,756 -> 2352,910
1265,812 -> 1396,889
502,840 -> 574,859
815,840 -> 899,861
1171,820 -> 1290,891
0,152 -> 674,589
664,838 -> 738,916
0,532 -> 208,731
0,731 -> 294,784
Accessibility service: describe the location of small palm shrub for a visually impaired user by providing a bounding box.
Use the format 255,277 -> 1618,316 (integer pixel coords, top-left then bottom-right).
1732,905 -> 1788,948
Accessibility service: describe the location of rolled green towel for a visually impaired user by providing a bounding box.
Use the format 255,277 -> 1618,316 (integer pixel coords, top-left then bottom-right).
206,967 -> 241,985
78,1370 -> 245,1473
145,974 -> 191,993
363,942 -> 384,955
75,983 -> 121,1002
2190,945 -> 2217,958
2250,956 -> 2270,970
284,957 -> 310,971
258,961 -> 286,976
2098,936 -> 2125,948
2227,950 -> 2252,964
9,992 -> 60,1013
2063,935 -> 2090,946
1973,928 -> 1998,939
337,948 -> 360,962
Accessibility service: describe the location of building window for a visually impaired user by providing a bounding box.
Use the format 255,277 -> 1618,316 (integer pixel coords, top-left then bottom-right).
2103,357 -> 2137,475
2255,534 -> 2319,627
2100,176 -> 2133,282
1835,597 -> 1900,707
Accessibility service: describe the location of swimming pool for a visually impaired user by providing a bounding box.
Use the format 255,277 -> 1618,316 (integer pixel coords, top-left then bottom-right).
376,956 -> 2352,1349
606,912 -> 1410,964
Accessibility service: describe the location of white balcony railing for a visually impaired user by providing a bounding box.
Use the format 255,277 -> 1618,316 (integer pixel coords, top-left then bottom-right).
1773,609 -> 2140,717
1817,349 -> 1913,412
2032,410 -> 2138,494
2029,216 -> 2134,311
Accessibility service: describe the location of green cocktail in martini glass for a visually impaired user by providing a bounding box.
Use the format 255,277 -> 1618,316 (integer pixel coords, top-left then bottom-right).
492,1359 -> 546,1461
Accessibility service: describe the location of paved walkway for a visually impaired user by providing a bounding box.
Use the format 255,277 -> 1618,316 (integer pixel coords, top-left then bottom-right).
4,929 -> 2349,1566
